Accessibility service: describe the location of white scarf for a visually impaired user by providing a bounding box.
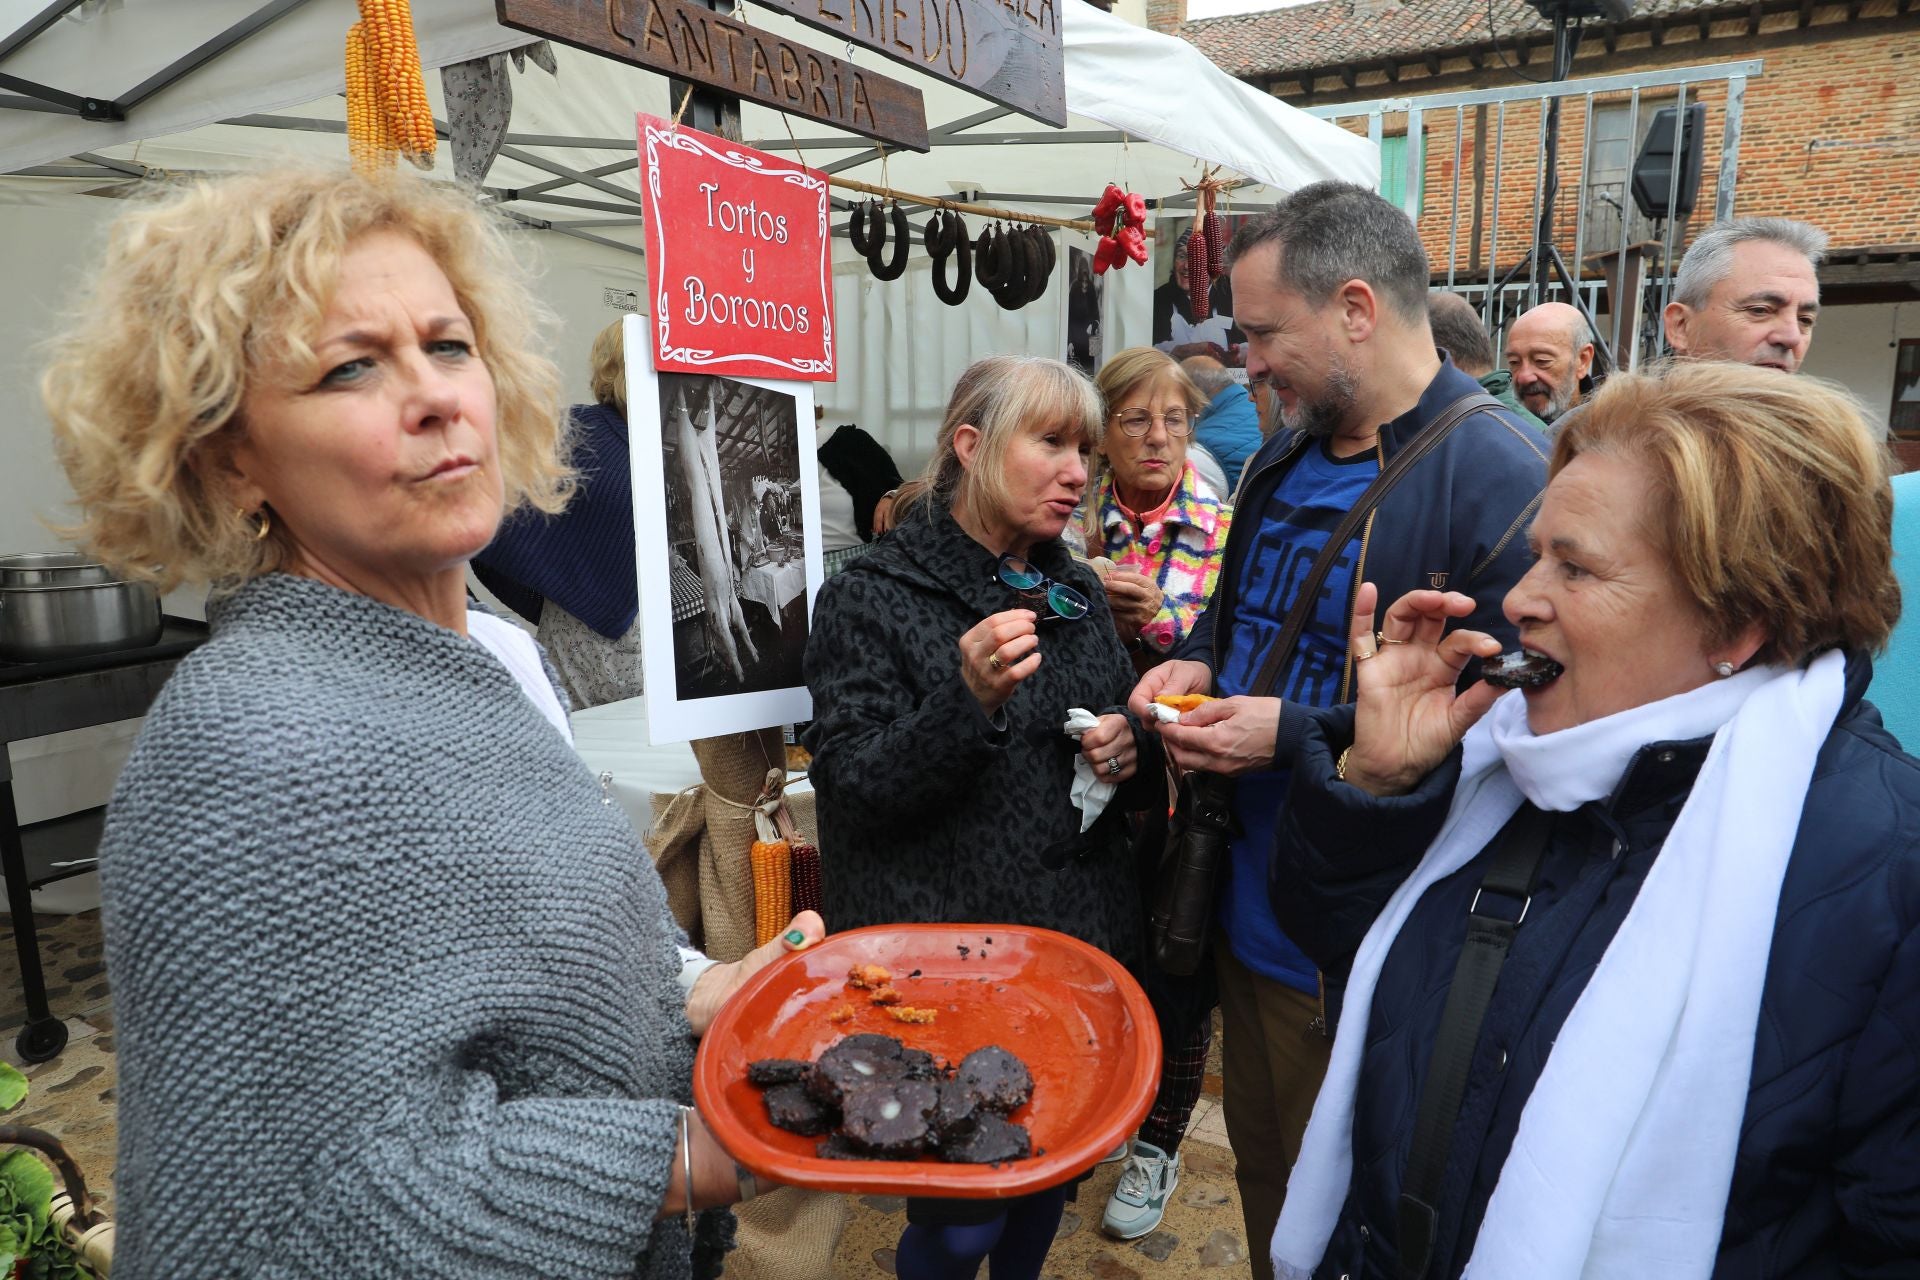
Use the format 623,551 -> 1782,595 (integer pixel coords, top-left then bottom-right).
1272,649 -> 1848,1280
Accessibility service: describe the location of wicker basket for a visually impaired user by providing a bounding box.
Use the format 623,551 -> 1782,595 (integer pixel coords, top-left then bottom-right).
0,1125 -> 113,1278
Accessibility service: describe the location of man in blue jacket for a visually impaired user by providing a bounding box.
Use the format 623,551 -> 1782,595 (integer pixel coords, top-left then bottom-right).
1183,355 -> 1263,496
1132,182 -> 1547,1280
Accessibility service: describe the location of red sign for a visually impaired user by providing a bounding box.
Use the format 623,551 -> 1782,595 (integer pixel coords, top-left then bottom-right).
639,115 -> 835,381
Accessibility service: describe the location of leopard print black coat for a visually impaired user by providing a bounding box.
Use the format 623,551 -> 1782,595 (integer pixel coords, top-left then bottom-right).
802,504 -> 1160,964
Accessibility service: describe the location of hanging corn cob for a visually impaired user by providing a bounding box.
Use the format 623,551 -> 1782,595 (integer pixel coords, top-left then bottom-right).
345,23 -> 395,174
751,839 -> 793,947
346,0 -> 436,171
789,840 -> 823,917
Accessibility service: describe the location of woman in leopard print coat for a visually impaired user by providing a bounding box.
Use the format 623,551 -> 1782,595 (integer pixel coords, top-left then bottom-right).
802,356 -> 1162,1280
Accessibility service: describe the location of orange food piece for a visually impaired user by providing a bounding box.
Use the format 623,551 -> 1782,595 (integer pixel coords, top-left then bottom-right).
845,963 -> 892,990
826,1003 -> 857,1024
869,986 -> 903,1006
886,1006 -> 938,1024
1153,694 -> 1218,713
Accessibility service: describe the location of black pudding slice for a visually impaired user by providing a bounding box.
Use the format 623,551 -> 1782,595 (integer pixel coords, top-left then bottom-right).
955,1046 -> 1033,1115
841,1079 -> 940,1156
1480,650 -> 1565,690
934,1078 -> 982,1142
940,1113 -> 1032,1164
747,1059 -> 812,1087
807,1035 -> 912,1109
815,1133 -> 867,1160
763,1083 -> 836,1136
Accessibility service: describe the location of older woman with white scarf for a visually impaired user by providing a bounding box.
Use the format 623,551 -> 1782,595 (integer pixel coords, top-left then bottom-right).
1260,362 -> 1919,1280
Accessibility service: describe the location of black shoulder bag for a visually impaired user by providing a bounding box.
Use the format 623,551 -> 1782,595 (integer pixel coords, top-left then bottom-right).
1395,805 -> 1552,1279
1149,392 -> 1502,977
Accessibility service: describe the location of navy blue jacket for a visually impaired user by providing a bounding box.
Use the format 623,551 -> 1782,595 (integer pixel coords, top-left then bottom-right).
1271,655 -> 1920,1278
1195,383 -> 1263,496
1175,358 -> 1549,766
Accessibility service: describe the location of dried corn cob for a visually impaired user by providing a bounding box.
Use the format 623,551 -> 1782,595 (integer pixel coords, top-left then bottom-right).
1187,228 -> 1212,320
751,838 -> 792,948
790,840 -> 823,916
357,0 -> 436,164
344,23 -> 394,174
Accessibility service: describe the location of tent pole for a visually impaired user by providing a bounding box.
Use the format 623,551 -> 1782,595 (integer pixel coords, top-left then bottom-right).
829,174 -> 1095,231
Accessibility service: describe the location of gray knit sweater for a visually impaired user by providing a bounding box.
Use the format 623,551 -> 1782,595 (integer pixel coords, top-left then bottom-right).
99,574 -> 713,1278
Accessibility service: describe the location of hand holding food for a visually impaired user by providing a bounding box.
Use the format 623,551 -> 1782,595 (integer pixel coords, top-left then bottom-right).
686,910 -> 826,1036
959,609 -> 1041,714
1128,658 -> 1213,721
1102,568 -> 1164,640
1155,695 -> 1282,776
1340,581 -> 1504,797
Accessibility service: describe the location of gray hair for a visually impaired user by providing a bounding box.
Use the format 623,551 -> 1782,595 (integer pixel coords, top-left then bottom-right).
1181,357 -> 1237,399
1224,181 -> 1430,322
1673,218 -> 1828,310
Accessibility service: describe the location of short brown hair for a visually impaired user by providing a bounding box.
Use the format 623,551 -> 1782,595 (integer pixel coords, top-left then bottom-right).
1093,347 -> 1205,420
1551,362 -> 1898,665
42,166 -> 571,590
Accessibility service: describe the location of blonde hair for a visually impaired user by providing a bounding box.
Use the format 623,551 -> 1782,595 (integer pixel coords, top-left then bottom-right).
914,356 -> 1103,524
1552,362 -> 1899,665
588,318 -> 627,413
41,166 -> 571,589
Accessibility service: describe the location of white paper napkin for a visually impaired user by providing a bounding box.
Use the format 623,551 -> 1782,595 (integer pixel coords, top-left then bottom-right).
1064,707 -> 1117,833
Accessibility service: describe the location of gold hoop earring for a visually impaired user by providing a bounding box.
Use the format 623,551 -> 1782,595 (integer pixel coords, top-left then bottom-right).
240,506 -> 271,542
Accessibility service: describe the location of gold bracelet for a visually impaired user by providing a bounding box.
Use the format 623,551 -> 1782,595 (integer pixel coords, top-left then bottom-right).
1336,746 -> 1352,781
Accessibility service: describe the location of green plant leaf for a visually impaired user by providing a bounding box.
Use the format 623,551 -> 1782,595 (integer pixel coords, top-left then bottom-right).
0,1062 -> 28,1112
0,1152 -> 53,1229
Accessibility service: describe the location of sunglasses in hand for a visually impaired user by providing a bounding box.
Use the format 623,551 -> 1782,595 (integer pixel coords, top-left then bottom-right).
995,553 -> 1090,622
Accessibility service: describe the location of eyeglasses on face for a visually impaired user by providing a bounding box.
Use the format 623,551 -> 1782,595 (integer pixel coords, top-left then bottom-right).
995,553 -> 1090,622
1112,408 -> 1194,438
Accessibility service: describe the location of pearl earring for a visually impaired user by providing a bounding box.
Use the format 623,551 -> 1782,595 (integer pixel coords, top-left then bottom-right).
1713,661 -> 1735,678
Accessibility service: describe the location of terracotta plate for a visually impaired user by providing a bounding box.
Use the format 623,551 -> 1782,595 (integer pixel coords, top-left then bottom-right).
694,923 -> 1161,1198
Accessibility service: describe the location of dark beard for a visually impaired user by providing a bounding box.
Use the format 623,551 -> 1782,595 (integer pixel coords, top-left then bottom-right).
1282,356 -> 1359,438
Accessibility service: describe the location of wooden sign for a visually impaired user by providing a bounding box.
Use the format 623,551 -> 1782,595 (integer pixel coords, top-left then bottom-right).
746,0 -> 1065,127
498,0 -> 931,152
639,115 -> 835,379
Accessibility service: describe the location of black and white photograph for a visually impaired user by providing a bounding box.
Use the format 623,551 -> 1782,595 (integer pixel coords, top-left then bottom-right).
629,317 -> 821,743
1066,245 -> 1104,376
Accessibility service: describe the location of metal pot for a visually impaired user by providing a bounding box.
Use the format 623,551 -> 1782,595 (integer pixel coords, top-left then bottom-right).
0,553 -> 116,588
0,578 -> 162,662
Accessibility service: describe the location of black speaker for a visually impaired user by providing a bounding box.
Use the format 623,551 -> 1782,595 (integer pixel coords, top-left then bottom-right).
1631,103 -> 1707,221
1527,0 -> 1634,20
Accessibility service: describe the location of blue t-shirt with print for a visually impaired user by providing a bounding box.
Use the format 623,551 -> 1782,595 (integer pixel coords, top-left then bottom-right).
1215,438 -> 1379,991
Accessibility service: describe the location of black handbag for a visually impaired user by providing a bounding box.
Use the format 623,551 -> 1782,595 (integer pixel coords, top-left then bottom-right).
1147,391 -> 1502,977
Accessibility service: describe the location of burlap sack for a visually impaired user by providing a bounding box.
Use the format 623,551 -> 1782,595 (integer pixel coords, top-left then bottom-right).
641,733 -> 822,958
690,729 -> 785,962
645,787 -> 706,943
725,1188 -> 854,1280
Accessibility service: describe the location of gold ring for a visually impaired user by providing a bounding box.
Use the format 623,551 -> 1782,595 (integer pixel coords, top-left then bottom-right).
1377,631 -> 1410,646
988,652 -> 1004,672
1354,646 -> 1378,661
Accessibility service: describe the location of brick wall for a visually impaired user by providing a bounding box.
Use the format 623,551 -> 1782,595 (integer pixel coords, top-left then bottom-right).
1270,2 -> 1920,276
1147,0 -> 1188,34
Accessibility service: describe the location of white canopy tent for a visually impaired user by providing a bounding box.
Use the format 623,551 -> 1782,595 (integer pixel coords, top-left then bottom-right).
0,0 -> 1377,523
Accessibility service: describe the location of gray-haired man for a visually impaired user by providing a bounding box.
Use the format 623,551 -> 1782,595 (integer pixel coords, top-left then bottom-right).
1664,217 -> 1827,373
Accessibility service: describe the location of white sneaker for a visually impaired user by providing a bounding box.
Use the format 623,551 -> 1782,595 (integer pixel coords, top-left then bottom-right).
1099,1137 -> 1132,1164
1101,1139 -> 1179,1240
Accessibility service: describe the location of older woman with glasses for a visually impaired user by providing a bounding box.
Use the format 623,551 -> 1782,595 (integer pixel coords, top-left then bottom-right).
802,355 -> 1165,1280
1070,348 -> 1233,669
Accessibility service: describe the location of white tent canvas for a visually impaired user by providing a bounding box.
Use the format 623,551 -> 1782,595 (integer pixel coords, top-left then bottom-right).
0,0 -> 1378,531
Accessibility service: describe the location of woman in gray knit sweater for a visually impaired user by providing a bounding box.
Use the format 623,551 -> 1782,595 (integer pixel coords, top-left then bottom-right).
41,168 -> 818,1278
